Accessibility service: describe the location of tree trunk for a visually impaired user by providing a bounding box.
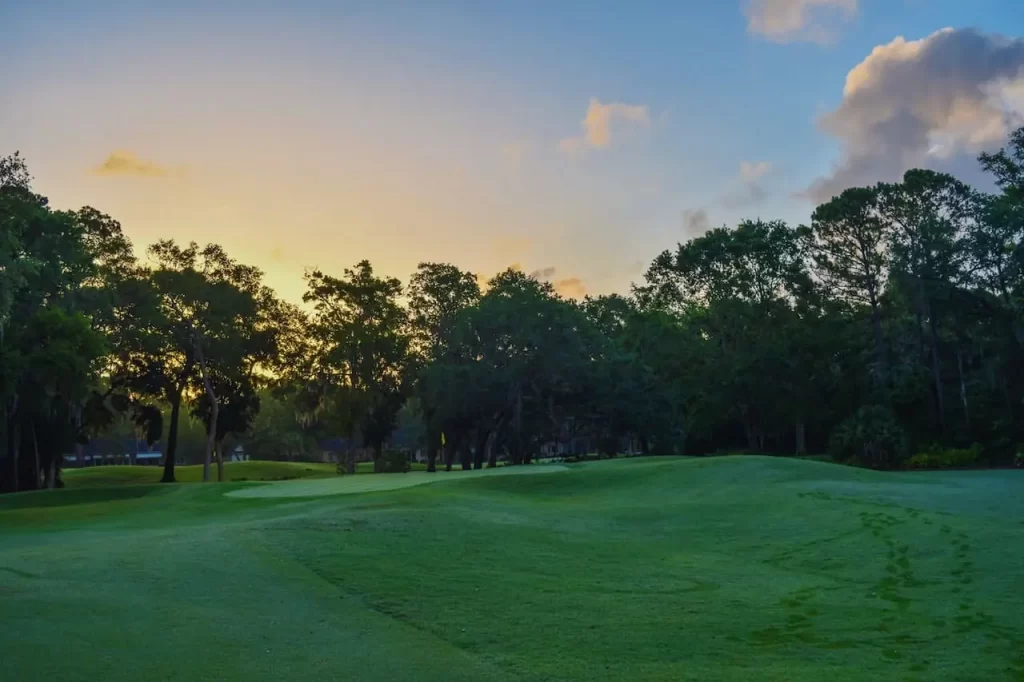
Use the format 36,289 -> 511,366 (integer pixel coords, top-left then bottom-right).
513,389 -> 523,464
196,340 -> 218,483
740,404 -> 756,452
869,298 -> 888,393
486,416 -> 504,468
426,442 -> 437,472
32,422 -> 41,490
10,419 -> 19,493
161,392 -> 183,483
73,403 -> 86,468
956,344 -> 969,428
215,440 -> 225,482
345,448 -> 355,475
927,301 -> 945,433
795,421 -> 806,455
46,452 -> 57,489
460,442 -> 472,471
444,438 -> 454,471
423,411 -> 437,472
473,429 -> 488,469
486,430 -> 498,468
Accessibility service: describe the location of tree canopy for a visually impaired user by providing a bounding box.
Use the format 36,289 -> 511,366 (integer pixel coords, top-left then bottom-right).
4,128 -> 1024,491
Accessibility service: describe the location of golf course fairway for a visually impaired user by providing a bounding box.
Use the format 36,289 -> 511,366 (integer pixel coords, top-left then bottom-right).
2,456 -> 1022,681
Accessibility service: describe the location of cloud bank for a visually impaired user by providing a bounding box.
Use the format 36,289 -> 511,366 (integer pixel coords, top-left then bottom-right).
805,28 -> 1024,203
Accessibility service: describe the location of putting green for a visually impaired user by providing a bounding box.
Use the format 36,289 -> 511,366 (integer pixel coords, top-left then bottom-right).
225,463 -> 569,498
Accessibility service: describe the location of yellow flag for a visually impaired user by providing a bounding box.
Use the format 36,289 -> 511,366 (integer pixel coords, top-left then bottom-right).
441,432 -> 446,446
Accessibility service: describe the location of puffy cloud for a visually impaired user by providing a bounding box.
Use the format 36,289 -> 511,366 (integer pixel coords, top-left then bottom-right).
583,98 -> 649,146
805,28 -> 1024,203
744,0 -> 857,44
559,98 -> 650,153
740,160 -> 773,182
722,161 -> 774,208
554,277 -> 586,299
683,208 -> 711,235
91,151 -> 173,177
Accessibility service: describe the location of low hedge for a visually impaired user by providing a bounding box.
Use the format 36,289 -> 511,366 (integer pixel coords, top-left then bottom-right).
906,444 -> 983,470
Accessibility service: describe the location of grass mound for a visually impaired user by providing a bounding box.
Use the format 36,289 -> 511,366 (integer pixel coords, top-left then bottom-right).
226,463 -> 569,498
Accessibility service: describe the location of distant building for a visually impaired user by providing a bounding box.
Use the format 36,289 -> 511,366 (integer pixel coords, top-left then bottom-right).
64,438 -> 165,466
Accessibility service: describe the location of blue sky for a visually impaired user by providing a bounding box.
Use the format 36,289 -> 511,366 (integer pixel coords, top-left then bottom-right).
2,0 -> 1022,301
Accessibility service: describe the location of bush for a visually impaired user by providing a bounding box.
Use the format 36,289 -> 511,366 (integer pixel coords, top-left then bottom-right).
829,406 -> 908,469
373,450 -> 410,474
906,444 -> 983,470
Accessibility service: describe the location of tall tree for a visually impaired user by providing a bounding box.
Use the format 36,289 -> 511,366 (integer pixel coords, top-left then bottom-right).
877,170 -> 975,433
0,154 -> 116,490
808,187 -> 891,390
407,262 -> 481,471
132,241 -> 264,483
304,261 -> 412,473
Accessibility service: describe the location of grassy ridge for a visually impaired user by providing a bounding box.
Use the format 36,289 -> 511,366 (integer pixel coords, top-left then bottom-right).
2,456 -> 1023,681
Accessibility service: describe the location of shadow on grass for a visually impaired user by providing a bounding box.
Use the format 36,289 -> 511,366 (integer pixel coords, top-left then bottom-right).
0,484 -> 169,511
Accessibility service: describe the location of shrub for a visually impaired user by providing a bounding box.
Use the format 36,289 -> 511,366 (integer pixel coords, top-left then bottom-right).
373,450 -> 410,474
906,444 -> 982,470
828,406 -> 908,469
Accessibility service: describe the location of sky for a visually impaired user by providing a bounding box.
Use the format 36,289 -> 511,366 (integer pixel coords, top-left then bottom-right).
3,0 -> 1023,302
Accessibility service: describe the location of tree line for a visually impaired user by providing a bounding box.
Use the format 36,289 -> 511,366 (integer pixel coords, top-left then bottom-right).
2,128 -> 1023,491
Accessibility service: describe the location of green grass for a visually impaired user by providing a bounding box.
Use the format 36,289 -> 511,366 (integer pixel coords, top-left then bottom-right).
2,456 -> 1023,681
61,460 -> 430,488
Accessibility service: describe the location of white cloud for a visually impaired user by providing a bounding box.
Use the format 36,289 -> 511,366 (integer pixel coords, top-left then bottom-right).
805,28 -> 1024,202
744,0 -> 857,45
559,98 -> 650,153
